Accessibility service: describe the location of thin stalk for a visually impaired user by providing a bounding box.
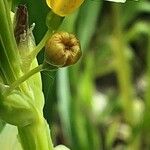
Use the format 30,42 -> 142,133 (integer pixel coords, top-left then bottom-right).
111,4 -> 133,124
29,12 -> 64,63
4,65 -> 43,96
29,30 -> 52,60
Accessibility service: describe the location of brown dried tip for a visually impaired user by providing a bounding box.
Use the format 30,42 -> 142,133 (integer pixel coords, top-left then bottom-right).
45,32 -> 82,67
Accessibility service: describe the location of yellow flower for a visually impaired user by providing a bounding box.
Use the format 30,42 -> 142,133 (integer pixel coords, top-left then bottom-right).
46,0 -> 84,16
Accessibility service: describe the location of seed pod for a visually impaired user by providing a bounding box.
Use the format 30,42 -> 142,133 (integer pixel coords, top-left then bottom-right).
46,0 -> 84,16
45,32 -> 82,67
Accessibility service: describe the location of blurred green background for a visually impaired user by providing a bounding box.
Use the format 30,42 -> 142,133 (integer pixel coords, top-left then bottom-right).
1,0 -> 150,149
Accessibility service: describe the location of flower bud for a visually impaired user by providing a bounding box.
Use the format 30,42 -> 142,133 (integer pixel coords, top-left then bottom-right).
46,0 -> 84,16
45,32 -> 81,67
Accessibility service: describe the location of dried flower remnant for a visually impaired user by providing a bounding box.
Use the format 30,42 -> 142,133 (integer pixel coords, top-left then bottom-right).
45,32 -> 81,67
14,5 -> 28,44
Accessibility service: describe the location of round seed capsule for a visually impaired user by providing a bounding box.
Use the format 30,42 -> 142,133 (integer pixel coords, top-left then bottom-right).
45,32 -> 82,67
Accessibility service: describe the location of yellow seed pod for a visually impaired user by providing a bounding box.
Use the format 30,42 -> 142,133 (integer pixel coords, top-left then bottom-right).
45,32 -> 82,67
46,0 -> 84,16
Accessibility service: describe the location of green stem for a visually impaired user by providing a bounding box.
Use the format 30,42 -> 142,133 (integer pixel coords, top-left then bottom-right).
29,12 -> 64,63
4,65 -> 44,96
0,0 -> 21,83
30,30 -> 52,60
111,4 -> 133,124
18,115 -> 54,150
